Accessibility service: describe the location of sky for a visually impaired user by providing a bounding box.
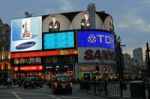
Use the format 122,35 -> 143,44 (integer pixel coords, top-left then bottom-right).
0,0 -> 150,58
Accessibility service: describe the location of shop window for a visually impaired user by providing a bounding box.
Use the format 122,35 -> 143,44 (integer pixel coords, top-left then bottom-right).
52,57 -> 58,63
62,56 -> 69,63
5,53 -> 10,60
69,56 -> 75,62
14,59 -> 19,65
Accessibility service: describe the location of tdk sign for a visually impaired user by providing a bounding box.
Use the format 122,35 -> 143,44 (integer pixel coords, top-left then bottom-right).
78,30 -> 115,49
16,41 -> 36,50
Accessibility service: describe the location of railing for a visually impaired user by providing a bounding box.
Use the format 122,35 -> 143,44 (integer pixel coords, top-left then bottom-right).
79,80 -> 120,96
79,80 -> 150,99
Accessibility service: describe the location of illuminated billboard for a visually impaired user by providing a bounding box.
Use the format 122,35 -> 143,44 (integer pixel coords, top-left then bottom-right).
42,14 -> 71,32
78,47 -> 115,63
78,30 -> 115,49
44,31 -> 75,50
11,16 -> 42,52
42,11 -> 112,32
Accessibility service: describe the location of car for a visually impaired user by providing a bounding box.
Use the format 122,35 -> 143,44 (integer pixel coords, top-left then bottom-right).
51,74 -> 73,94
23,77 -> 43,89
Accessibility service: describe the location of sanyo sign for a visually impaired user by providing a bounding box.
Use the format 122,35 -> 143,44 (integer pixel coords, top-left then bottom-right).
78,30 -> 115,49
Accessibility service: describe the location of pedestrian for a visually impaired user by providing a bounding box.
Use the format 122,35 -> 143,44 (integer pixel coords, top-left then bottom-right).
87,75 -> 91,81
92,75 -> 96,81
7,76 -> 12,88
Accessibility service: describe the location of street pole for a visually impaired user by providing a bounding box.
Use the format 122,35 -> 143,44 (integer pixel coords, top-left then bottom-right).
115,36 -> 125,98
146,42 -> 150,76
146,42 -> 150,99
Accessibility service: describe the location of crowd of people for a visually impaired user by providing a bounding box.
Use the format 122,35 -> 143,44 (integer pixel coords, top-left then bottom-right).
0,77 -> 18,88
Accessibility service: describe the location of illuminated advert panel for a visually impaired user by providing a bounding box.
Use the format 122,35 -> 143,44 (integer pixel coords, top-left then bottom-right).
78,30 -> 114,49
44,31 -> 75,50
11,16 -> 42,52
78,47 -> 115,63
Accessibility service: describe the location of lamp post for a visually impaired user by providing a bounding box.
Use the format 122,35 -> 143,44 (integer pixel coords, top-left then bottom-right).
103,67 -> 108,95
115,36 -> 125,97
146,42 -> 150,77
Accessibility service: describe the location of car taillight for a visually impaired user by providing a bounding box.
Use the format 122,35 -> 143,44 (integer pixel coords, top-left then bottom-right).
54,83 -> 58,88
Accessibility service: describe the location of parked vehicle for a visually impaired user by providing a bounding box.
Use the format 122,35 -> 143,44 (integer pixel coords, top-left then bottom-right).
51,74 -> 73,94
23,77 -> 43,89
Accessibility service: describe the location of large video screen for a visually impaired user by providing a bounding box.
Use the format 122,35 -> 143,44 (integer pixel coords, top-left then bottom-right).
11,16 -> 42,52
78,30 -> 114,49
44,31 -> 75,50
42,11 -> 111,32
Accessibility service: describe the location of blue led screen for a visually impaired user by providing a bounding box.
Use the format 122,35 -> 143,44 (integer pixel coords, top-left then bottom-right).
78,30 -> 114,49
44,31 -> 75,49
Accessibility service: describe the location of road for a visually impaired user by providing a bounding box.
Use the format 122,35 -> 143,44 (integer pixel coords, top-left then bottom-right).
0,85 -> 109,99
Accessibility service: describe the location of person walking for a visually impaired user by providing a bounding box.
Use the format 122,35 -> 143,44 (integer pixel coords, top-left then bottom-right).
7,76 -> 12,88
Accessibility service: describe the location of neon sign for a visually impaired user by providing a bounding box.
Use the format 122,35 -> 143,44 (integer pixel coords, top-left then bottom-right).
78,30 -> 115,49
20,66 -> 43,71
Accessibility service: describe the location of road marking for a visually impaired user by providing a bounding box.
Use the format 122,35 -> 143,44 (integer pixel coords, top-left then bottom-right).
48,95 -> 62,99
0,90 -> 84,99
0,90 -> 62,99
12,92 -> 22,99
14,91 -> 62,99
60,96 -> 81,98
0,90 -> 12,93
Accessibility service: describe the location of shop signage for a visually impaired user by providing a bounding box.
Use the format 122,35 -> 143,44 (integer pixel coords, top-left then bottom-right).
84,49 -> 115,61
78,47 -> 116,63
14,66 -> 43,71
78,30 -> 115,49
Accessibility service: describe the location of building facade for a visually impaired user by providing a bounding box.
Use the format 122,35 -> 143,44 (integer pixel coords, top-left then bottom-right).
0,19 -> 11,79
123,53 -> 132,73
11,6 -> 118,80
133,48 -> 143,62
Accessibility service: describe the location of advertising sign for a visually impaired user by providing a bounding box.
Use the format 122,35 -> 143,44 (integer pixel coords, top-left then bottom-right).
78,47 -> 116,63
42,11 -> 111,31
11,16 -> 42,52
42,14 -> 71,32
78,30 -> 115,49
44,31 -> 75,50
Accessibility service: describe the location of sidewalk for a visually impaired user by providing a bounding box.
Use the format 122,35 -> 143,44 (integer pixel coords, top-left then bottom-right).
0,85 -> 19,89
80,90 -> 139,99
76,83 -> 141,99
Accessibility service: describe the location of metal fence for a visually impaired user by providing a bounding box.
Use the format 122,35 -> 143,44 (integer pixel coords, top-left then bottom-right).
80,80 -> 120,96
79,80 -> 150,99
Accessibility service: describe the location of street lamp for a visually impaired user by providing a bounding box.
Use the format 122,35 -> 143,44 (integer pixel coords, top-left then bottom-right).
146,42 -> 150,76
115,36 -> 125,97
103,67 -> 108,95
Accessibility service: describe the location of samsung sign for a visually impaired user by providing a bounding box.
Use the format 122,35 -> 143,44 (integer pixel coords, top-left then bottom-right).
11,16 -> 42,52
78,30 -> 114,49
16,41 -> 36,50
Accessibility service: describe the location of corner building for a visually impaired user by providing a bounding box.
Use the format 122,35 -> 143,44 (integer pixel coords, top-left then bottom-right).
11,10 -> 116,80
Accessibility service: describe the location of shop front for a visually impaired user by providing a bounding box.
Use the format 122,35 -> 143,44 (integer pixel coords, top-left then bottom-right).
43,55 -> 77,80
76,30 -> 117,80
11,56 -> 43,79
0,62 -> 12,78
13,65 -> 44,79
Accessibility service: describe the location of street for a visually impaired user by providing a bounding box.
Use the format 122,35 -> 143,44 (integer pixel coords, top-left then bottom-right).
0,85 -> 108,99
